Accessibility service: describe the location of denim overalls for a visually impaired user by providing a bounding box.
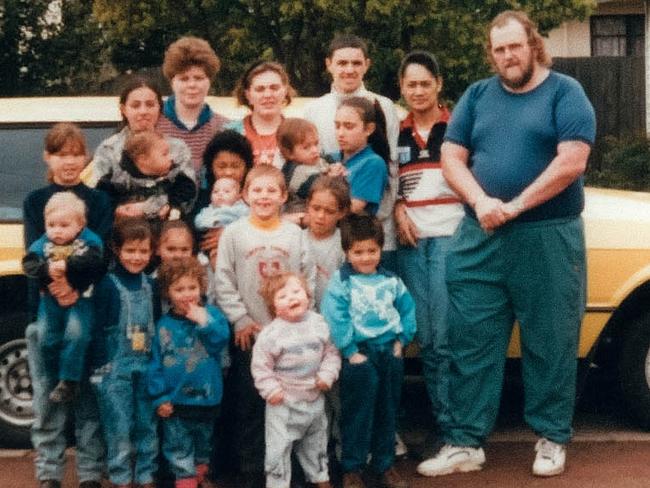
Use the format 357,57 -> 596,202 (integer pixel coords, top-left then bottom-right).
92,274 -> 158,485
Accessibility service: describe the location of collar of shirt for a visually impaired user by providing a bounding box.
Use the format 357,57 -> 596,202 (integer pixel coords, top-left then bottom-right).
163,95 -> 214,131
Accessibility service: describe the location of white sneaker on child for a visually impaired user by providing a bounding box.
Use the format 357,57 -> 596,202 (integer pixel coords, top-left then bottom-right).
416,444 -> 485,477
532,438 -> 566,477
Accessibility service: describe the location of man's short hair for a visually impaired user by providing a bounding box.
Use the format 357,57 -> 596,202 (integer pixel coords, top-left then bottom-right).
327,33 -> 368,59
486,10 -> 552,69
340,213 -> 384,251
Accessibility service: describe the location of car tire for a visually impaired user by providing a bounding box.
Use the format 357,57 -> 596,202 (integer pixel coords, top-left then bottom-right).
0,311 -> 33,448
619,313 -> 650,429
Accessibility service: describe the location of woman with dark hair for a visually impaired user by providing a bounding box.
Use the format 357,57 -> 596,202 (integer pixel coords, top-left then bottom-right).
227,61 -> 295,167
394,50 -> 464,456
92,76 -> 195,220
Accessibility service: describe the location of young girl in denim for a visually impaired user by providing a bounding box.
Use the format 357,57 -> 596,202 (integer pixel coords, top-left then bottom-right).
148,257 -> 230,488
24,122 -> 110,488
91,218 -> 160,488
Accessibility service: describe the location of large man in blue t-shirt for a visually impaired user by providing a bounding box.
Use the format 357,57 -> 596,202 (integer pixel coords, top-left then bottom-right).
417,10 -> 596,479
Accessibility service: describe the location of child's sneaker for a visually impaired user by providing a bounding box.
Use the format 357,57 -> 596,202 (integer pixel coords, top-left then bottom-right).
532,438 -> 566,477
416,444 -> 485,477
48,380 -> 77,403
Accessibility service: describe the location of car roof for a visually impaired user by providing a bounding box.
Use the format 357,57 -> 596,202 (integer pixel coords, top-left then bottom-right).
0,96 -> 314,124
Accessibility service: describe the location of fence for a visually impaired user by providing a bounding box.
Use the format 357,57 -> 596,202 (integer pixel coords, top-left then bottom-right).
553,56 -> 645,139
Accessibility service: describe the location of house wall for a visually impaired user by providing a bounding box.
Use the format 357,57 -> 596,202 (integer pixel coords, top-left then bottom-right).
545,1 -> 645,57
546,21 -> 591,57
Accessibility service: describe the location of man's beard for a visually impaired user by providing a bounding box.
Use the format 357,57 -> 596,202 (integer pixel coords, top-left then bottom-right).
499,57 -> 534,90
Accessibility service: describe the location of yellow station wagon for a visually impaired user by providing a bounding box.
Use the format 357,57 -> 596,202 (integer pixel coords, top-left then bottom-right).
1,96 -> 650,447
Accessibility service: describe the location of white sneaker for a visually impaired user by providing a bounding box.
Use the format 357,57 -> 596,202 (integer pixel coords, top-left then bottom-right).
395,433 -> 408,457
416,444 -> 485,477
532,438 -> 566,477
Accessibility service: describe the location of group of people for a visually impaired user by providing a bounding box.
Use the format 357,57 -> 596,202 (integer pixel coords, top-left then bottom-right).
23,8 -> 596,488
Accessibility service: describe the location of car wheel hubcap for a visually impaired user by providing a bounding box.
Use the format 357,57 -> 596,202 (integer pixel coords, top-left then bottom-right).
0,339 -> 34,427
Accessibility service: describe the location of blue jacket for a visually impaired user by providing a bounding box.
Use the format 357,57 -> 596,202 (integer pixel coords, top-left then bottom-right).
321,262 -> 416,358
147,304 -> 230,408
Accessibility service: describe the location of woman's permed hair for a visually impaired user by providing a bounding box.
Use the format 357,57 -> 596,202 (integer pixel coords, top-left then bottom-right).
44,192 -> 87,226
44,122 -> 87,156
111,217 -> 153,252
243,164 -> 287,194
259,271 -> 310,318
157,256 -> 208,300
339,213 -> 384,251
338,96 -> 390,164
162,36 -> 221,80
307,175 -> 351,213
234,60 -> 296,108
202,130 -> 254,190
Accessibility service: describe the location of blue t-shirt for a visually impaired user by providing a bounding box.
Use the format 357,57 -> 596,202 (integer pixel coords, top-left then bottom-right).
445,71 -> 596,222
344,145 -> 388,215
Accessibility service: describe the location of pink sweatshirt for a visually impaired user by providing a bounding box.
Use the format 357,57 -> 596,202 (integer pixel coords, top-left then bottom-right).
251,311 -> 341,403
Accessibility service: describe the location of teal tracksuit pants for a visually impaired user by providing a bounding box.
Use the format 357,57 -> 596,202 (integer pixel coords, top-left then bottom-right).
444,216 -> 585,447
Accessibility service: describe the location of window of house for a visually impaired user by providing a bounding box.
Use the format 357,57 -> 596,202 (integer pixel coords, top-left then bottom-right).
591,15 -> 644,56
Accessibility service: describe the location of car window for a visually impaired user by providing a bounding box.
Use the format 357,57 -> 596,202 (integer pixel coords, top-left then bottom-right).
0,125 -> 114,221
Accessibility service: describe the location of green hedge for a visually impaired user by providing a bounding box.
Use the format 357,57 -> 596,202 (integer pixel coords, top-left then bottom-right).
586,134 -> 650,192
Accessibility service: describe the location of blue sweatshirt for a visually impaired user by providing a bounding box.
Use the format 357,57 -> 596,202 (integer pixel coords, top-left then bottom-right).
147,304 -> 230,409
321,262 -> 416,358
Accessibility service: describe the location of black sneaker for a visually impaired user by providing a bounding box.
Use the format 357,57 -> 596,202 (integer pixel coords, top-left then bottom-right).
49,380 -> 77,403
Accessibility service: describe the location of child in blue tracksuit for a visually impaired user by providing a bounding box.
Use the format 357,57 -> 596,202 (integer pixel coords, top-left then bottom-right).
90,218 -> 160,488
148,257 -> 230,488
321,214 -> 416,488
22,192 -> 104,403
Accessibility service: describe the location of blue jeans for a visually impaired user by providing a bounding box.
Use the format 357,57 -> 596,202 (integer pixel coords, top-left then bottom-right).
94,362 -> 158,485
39,294 -> 93,382
162,415 -> 214,480
397,236 -> 452,431
27,322 -> 105,483
339,342 -> 403,474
